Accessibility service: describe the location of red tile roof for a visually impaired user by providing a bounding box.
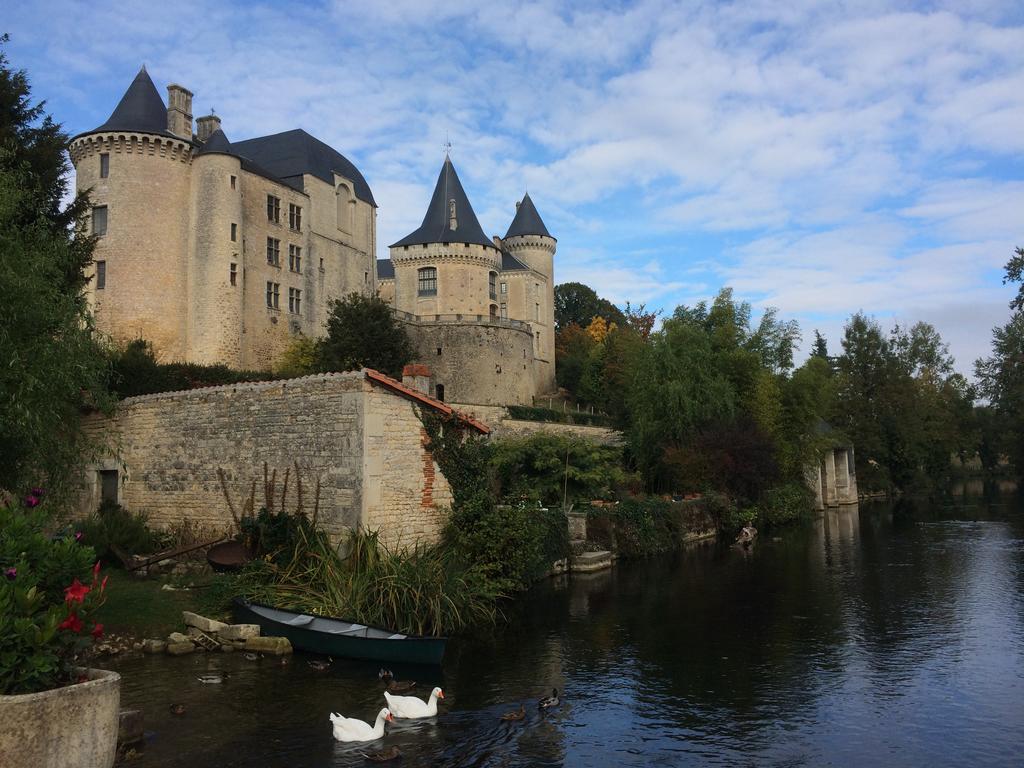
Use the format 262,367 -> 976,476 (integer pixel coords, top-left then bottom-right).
363,369 -> 490,434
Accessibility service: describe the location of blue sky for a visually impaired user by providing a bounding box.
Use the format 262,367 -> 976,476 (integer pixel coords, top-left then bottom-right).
6,0 -> 1023,374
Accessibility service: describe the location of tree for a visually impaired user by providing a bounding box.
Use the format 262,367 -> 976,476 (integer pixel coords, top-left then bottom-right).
1005,246 -> 1024,312
554,282 -> 626,331
0,41 -> 111,497
975,311 -> 1024,473
811,330 -> 829,360
317,293 -> 413,378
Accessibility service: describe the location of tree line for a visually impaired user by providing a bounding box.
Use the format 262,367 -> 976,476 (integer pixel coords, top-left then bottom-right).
554,274 -> 1022,502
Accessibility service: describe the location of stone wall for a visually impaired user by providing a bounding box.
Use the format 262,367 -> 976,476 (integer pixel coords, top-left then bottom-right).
404,322 -> 537,406
77,373 -> 455,545
450,403 -> 623,445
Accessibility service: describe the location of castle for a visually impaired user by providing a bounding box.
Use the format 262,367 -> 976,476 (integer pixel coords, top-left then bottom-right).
70,67 -> 556,406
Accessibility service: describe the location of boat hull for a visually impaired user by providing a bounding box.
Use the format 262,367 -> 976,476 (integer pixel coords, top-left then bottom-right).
232,599 -> 447,665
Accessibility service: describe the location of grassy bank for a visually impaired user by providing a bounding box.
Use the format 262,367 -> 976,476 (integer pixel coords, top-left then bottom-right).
91,570 -> 213,639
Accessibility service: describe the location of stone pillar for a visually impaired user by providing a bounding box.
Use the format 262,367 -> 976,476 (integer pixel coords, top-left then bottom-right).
824,450 -> 837,507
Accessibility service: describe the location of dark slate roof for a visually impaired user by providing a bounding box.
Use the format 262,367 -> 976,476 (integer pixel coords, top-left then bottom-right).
501,250 -> 531,271
376,258 -> 395,279
197,128 -> 232,154
84,66 -> 176,139
230,129 -> 376,206
390,156 -> 495,249
504,192 -> 554,240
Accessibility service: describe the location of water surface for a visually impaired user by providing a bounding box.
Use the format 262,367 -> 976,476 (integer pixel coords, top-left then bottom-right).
108,488 -> 1024,766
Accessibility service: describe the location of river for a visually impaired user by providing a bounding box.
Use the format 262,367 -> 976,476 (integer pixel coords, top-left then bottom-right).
106,486 -> 1024,767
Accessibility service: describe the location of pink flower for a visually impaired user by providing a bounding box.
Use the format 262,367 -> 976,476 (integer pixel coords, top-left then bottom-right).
24,495 -> 40,508
75,532 -> 84,542
30,488 -> 45,498
59,613 -> 83,633
64,578 -> 90,604
3,567 -> 15,580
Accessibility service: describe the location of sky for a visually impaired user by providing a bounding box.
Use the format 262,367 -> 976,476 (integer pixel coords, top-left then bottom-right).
6,0 -> 1023,375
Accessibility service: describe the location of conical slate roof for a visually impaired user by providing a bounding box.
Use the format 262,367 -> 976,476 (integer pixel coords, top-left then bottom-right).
390,156 -> 495,249
198,128 -> 232,154
504,192 -> 554,240
90,66 -> 171,136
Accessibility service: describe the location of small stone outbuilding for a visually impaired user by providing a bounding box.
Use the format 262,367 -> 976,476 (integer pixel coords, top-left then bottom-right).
77,370 -> 488,546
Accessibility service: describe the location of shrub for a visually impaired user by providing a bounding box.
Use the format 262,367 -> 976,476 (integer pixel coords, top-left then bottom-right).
757,482 -> 814,528
78,501 -> 163,561
0,493 -> 108,694
109,338 -> 273,398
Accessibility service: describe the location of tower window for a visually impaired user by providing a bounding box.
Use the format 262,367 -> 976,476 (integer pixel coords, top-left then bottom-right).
289,203 -> 302,231
266,281 -> 280,309
288,287 -> 302,314
267,237 -> 281,267
489,271 -> 497,300
435,384 -> 445,402
535,302 -> 540,321
96,261 -> 106,290
289,244 -> 302,273
448,199 -> 457,231
230,175 -> 236,190
230,223 -> 237,242
99,153 -> 109,179
230,263 -> 237,286
92,205 -> 107,236
500,282 -> 507,295
364,271 -> 368,284
267,195 -> 280,224
418,267 -> 437,296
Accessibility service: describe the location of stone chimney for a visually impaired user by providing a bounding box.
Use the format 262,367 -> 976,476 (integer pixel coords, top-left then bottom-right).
196,114 -> 221,143
402,364 -> 432,395
166,84 -> 193,139
492,235 -> 503,250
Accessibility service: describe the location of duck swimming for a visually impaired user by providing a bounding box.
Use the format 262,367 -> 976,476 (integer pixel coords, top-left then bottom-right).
196,672 -> 228,684
308,657 -> 333,671
539,689 -> 559,709
362,746 -> 402,762
500,704 -> 526,721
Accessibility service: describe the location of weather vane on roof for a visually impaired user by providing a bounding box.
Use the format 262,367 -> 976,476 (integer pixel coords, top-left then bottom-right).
443,132 -> 452,157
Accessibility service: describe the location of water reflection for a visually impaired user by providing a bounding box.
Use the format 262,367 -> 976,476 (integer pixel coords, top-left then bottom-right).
107,491 -> 1024,767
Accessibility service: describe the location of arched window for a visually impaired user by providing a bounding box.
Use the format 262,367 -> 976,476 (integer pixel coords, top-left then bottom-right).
418,267 -> 437,296
336,183 -> 353,233
489,304 -> 498,318
489,271 -> 497,299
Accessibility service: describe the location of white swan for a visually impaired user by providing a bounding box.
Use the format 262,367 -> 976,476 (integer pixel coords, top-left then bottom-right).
384,686 -> 444,718
329,707 -> 393,742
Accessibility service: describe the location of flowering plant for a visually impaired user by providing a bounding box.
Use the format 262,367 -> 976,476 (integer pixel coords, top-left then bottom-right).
0,492 -> 108,695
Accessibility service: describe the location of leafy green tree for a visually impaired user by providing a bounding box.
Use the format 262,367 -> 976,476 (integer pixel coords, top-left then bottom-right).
811,330 -> 829,360
0,43 -> 111,497
554,282 -> 627,331
317,293 -> 413,378
1004,246 -> 1024,312
975,311 -> 1024,473
489,433 -> 629,506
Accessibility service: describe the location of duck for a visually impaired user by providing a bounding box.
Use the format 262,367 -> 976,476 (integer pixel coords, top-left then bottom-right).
169,703 -> 187,716
196,672 -> 228,684
308,657 -> 333,671
539,689 -> 559,709
378,668 -> 393,681
361,746 -> 402,762
384,686 -> 444,718
243,652 -> 261,661
500,704 -> 526,721
379,668 -> 416,692
329,708 -> 393,743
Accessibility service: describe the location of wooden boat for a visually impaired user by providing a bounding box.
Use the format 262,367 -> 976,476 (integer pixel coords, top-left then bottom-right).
232,598 -> 447,665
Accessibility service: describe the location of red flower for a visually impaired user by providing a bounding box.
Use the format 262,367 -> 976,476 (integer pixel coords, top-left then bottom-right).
100,575 -> 109,593
64,578 -> 90,604
91,623 -> 104,639
93,561 -> 101,578
59,613 -> 83,633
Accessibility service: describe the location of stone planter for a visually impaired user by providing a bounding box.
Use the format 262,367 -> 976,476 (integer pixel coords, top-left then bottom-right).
0,668 -> 121,768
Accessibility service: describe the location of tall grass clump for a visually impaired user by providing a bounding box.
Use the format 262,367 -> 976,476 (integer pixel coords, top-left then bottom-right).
236,527 -> 496,637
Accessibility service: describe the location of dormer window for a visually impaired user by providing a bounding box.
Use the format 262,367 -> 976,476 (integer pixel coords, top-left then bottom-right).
448,199 -> 457,231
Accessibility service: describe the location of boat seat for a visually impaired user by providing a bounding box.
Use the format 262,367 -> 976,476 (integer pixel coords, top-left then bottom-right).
324,624 -> 367,636
282,614 -> 315,627
387,634 -> 406,640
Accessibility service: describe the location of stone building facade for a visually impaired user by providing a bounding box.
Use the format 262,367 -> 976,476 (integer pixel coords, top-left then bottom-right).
70,67 -> 377,370
71,67 -> 557,407
78,370 -> 488,546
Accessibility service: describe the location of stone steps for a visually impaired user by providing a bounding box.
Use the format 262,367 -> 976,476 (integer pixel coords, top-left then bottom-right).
571,550 -> 613,573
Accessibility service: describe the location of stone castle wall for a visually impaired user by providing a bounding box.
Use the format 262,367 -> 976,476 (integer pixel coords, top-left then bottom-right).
450,403 -> 623,445
77,373 -> 453,545
404,322 -> 537,406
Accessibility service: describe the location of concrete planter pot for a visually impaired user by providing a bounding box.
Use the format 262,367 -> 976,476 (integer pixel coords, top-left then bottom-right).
0,668 -> 121,768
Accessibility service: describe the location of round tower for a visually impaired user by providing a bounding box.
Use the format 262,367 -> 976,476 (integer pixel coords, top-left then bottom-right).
502,193 -> 557,394
69,66 -> 194,361
188,125 -> 244,367
389,156 -> 502,317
